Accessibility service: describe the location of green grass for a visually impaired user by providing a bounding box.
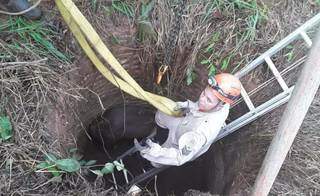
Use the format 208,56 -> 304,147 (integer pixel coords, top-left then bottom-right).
194,0 -> 266,82
103,0 -> 156,43
111,0 -> 135,18
0,17 -> 70,63
137,0 -> 157,42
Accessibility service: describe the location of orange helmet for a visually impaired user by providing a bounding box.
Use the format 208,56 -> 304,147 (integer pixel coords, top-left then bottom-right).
208,73 -> 241,104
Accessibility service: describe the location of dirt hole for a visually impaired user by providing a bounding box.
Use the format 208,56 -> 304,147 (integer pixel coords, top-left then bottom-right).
78,104 -> 233,196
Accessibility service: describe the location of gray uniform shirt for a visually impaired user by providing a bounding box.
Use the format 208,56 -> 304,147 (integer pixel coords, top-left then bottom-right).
140,100 -> 230,167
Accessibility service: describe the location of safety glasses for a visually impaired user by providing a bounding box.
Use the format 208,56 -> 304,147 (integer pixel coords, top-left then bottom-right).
208,76 -> 240,101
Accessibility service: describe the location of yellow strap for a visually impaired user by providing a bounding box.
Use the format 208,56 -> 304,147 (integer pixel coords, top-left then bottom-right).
55,0 -> 180,116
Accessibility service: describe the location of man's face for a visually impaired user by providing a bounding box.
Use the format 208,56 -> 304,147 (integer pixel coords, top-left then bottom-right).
198,86 -> 220,112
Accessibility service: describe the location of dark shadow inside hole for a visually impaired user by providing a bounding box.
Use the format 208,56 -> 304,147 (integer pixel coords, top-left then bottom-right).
78,104 -> 231,196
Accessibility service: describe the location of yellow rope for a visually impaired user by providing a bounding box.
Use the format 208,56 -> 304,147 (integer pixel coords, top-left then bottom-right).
55,0 -> 180,116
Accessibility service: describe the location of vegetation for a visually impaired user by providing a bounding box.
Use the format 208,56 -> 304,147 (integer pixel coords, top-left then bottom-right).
195,0 -> 267,84
36,149 -> 125,181
0,116 -> 12,141
0,17 -> 71,63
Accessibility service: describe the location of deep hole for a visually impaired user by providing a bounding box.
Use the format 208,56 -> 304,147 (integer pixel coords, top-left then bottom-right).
78,104 -> 231,196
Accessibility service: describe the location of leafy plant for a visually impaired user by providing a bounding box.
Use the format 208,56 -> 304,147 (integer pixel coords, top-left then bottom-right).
35,147 -> 126,180
90,160 -> 126,177
221,55 -> 232,71
285,45 -> 294,62
0,116 -> 13,141
36,153 -> 81,177
201,59 -> 216,76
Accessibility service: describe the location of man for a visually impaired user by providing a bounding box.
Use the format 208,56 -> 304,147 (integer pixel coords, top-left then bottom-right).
0,0 -> 42,20
135,73 -> 242,167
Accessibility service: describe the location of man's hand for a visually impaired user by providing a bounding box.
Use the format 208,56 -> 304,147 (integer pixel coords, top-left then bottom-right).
174,101 -> 190,116
134,138 -> 152,153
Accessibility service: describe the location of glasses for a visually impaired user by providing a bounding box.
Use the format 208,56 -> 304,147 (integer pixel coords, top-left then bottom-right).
208,76 -> 240,101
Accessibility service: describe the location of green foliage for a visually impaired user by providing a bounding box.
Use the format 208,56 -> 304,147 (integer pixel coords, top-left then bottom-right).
91,170 -> 104,177
103,1 -> 135,17
104,1 -> 156,42
36,153 -> 81,177
91,161 -> 126,178
186,67 -> 197,85
0,116 -> 13,141
101,162 -> 115,175
103,5 -> 115,16
189,0 -> 266,83
35,150 -> 126,179
91,0 -> 98,12
110,34 -> 120,45
205,32 -> 220,53
112,1 -> 135,18
0,17 -> 70,63
55,159 -> 81,172
221,55 -> 232,71
113,160 -> 125,171
137,0 -> 157,42
36,161 -> 60,177
285,45 -> 294,62
201,59 -> 216,76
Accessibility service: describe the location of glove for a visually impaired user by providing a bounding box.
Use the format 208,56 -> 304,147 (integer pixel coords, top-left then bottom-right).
174,101 -> 190,116
134,138 -> 151,153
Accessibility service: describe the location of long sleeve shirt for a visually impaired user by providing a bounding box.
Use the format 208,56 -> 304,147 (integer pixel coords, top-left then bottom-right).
140,100 -> 230,167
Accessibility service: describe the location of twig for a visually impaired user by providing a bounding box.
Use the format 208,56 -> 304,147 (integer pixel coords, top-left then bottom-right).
0,58 -> 47,67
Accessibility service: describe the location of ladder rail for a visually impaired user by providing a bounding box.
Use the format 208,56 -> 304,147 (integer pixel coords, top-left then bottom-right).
216,86 -> 294,141
231,56 -> 306,108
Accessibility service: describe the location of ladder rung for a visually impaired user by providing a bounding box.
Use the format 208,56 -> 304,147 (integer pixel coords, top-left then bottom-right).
300,31 -> 312,47
240,85 -> 255,111
265,56 -> 289,91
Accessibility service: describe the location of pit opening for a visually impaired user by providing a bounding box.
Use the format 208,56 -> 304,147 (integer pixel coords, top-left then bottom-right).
78,103 -> 233,195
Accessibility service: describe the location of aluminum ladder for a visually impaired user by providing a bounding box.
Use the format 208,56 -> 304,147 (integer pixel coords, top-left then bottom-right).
216,12 -> 320,141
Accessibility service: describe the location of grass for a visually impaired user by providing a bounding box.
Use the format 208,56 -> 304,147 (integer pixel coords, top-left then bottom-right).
101,0 -> 156,43
112,0 -> 135,18
137,0 -> 157,42
0,17 -> 71,63
0,15 -> 83,194
101,0 -> 135,18
183,0 -> 267,85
